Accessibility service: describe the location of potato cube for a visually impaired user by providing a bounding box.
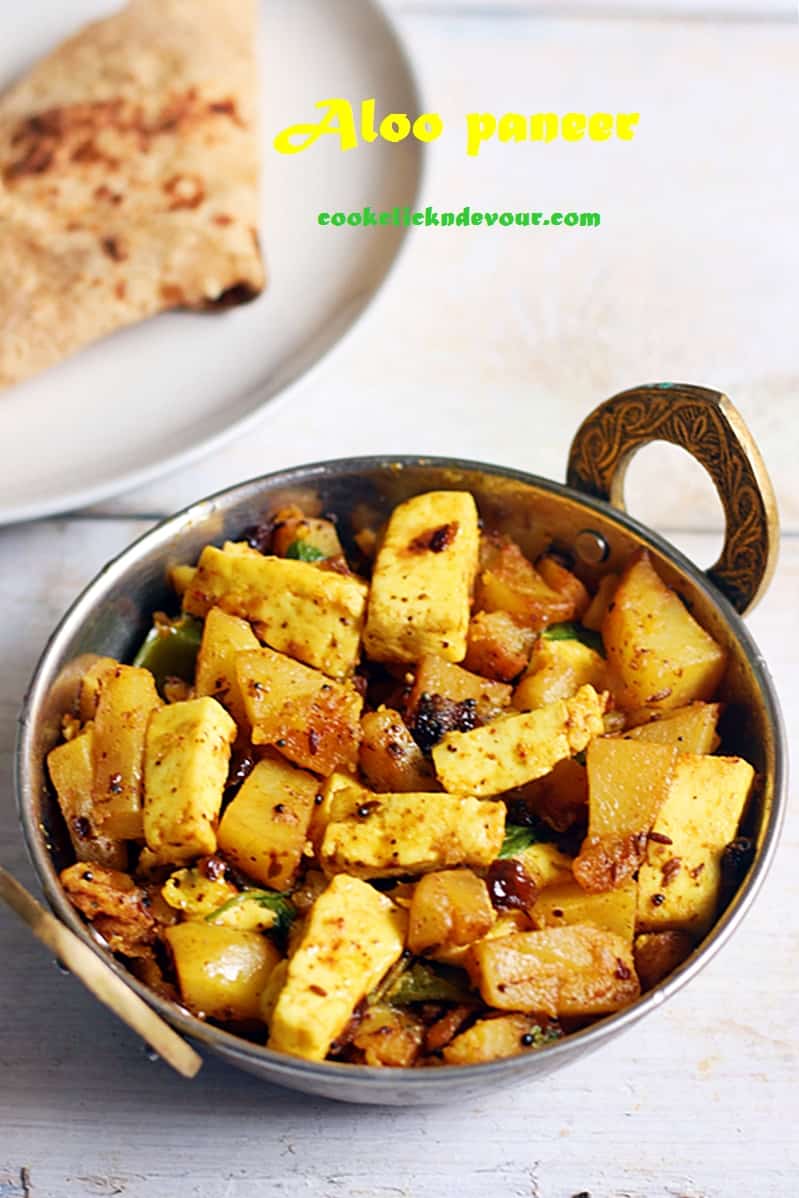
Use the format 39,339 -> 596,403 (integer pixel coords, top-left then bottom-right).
195,607 -> 260,732
621,703 -> 721,755
363,491 -> 479,663
92,665 -> 162,839
321,792 -> 506,879
359,708 -> 437,793
537,555 -> 590,621
267,875 -> 406,1061
467,924 -> 639,1017
407,869 -> 496,954
515,842 -> 575,890
443,1014 -> 550,1065
530,879 -> 637,942
463,611 -> 536,683
165,923 -> 281,1021
408,654 -> 511,723
634,930 -> 695,990
160,867 -> 238,919
48,727 -> 127,869
476,538 -> 572,630
143,697 -> 236,861
582,573 -> 619,633
433,685 -> 607,797
514,757 -> 588,833
271,510 -> 344,560
637,754 -> 754,937
78,656 -> 119,723
603,551 -> 727,711
573,738 -> 677,893
218,754 -> 320,890
351,1005 -> 425,1068
237,647 -> 362,775
513,638 -> 607,711
183,546 -> 368,678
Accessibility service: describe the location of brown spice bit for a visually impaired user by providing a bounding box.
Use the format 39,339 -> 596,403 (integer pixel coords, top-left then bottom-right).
308,728 -> 321,757
108,773 -> 123,795
309,984 -> 328,997
357,801 -> 381,819
661,857 -> 682,885
71,816 -> 91,840
648,830 -> 673,845
614,958 -> 632,980
101,236 -> 127,262
689,862 -> 706,880
651,892 -> 666,906
409,522 -> 459,554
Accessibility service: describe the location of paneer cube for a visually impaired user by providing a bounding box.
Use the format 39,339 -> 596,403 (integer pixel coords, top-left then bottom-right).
513,637 -> 607,711
267,875 -> 406,1061
573,738 -> 677,893
466,923 -> 640,1017
195,606 -> 260,732
432,684 -> 607,797
364,491 -> 479,663
48,726 -> 127,869
530,879 -> 637,942
603,551 -> 727,711
320,792 -> 506,879
236,647 -> 362,775
217,754 -> 320,891
92,664 -> 162,839
166,923 -> 281,1022
637,754 -> 754,937
407,869 -> 496,954
183,545 -> 368,678
621,702 -> 721,755
143,697 -> 236,861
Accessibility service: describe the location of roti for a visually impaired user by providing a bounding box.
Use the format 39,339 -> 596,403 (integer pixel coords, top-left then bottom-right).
0,0 -> 265,389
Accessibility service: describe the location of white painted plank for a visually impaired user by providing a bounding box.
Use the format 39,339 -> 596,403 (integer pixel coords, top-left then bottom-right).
91,16 -> 799,533
0,523 -> 796,1197
386,0 -> 796,18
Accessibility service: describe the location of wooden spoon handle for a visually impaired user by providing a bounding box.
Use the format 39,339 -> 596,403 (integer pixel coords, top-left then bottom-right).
0,866 -> 202,1079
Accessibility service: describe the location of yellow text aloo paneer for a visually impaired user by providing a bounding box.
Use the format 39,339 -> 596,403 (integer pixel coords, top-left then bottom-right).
364,491 -> 479,664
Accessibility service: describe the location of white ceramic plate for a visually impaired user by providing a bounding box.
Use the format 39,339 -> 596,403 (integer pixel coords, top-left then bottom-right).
0,0 -> 422,524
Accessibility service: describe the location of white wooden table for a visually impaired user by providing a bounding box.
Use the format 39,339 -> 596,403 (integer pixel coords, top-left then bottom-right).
1,2 -> 797,1195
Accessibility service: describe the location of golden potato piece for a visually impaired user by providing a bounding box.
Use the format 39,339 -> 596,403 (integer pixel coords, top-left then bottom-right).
513,637 -> 607,711
463,611 -> 536,683
218,754 -> 320,891
621,702 -> 721,755
467,923 -> 640,1017
573,738 -> 677,893
407,869 -> 496,954
195,607 -> 260,732
166,923 -> 281,1022
92,664 -> 162,839
359,708 -> 436,793
531,879 -> 637,942
443,1014 -> 552,1065
48,726 -> 127,870
603,551 -> 727,712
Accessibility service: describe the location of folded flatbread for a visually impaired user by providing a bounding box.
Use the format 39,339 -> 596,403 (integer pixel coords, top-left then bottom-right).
0,0 -> 264,389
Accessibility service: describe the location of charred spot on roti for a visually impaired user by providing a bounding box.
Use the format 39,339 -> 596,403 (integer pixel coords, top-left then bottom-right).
101,236 -> 128,263
164,173 -> 205,211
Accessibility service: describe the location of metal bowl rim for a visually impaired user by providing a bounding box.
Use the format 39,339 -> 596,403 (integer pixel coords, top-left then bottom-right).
15,453 -> 788,1092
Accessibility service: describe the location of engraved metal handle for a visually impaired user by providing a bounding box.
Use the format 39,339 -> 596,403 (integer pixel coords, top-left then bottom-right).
566,383 -> 780,614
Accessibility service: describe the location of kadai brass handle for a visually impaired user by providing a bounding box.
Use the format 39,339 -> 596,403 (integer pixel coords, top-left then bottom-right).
566,382 -> 780,615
